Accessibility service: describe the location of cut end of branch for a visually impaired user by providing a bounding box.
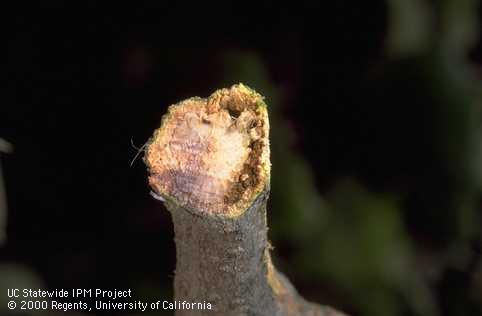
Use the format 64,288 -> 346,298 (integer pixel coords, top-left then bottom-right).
145,84 -> 270,217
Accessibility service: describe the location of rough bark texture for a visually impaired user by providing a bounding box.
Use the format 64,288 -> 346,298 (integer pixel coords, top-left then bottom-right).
145,84 -> 347,316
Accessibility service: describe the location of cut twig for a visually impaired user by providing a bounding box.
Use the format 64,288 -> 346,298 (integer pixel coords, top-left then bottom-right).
144,84 -> 347,316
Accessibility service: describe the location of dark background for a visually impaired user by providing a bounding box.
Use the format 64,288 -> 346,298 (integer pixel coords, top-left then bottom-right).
2,1 -> 482,315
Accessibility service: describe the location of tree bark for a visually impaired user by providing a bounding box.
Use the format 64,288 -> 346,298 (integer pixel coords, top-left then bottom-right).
144,84 -> 347,316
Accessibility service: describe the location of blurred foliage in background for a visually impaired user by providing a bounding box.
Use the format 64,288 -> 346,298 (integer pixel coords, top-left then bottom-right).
2,1 -> 482,316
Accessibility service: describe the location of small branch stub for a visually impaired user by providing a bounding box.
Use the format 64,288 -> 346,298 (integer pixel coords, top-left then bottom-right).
144,84 -> 347,316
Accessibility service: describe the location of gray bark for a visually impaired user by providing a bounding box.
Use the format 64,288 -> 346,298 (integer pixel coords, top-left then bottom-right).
165,188 -> 347,316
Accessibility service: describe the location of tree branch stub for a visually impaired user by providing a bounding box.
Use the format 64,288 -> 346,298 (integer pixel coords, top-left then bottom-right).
144,84 -> 347,316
